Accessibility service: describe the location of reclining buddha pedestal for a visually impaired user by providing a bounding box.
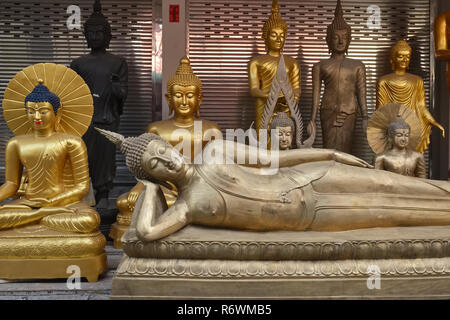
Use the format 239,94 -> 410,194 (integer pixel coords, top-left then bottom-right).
100,131 -> 450,299
112,225 -> 450,299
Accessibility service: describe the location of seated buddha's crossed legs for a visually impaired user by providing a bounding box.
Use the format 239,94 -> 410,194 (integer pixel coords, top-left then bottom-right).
0,201 -> 100,233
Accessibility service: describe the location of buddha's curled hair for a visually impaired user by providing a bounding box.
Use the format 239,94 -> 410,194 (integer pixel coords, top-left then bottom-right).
95,128 -> 172,186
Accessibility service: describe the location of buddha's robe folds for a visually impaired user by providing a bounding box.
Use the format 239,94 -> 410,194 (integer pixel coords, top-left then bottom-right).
0,133 -> 100,233
248,55 -> 300,131
377,73 -> 439,153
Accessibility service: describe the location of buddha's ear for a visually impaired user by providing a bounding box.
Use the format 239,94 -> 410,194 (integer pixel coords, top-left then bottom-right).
55,107 -> 63,131
165,93 -> 174,116
196,94 -> 203,117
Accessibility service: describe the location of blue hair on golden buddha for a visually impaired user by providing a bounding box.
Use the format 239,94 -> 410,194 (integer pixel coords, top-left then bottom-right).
24,80 -> 61,112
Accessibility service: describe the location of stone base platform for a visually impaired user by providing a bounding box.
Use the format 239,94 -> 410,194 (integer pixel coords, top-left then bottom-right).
111,225 -> 450,299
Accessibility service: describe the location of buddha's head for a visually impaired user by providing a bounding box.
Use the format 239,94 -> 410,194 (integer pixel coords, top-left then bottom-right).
270,112 -> 295,150
262,0 -> 288,53
166,56 -> 203,119
387,116 -> 411,150
84,0 -> 112,50
97,130 -> 186,186
390,40 -> 411,72
24,80 -> 61,132
326,0 -> 352,54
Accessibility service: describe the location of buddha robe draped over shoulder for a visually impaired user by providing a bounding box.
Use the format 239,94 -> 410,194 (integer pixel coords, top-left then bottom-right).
377,73 -> 438,153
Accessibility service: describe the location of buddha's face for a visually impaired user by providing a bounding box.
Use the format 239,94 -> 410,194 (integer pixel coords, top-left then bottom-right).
25,101 -> 56,131
141,140 -> 186,182
266,27 -> 286,52
329,29 -> 350,54
391,128 -> 410,150
391,49 -> 411,72
85,24 -> 109,50
276,126 -> 293,150
167,84 -> 202,118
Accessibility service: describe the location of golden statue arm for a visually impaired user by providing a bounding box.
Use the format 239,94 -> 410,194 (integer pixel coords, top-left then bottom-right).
311,63 -> 321,123
248,60 -> 269,99
46,138 -> 90,206
416,79 -> 445,136
135,180 -> 188,242
206,140 -> 372,169
0,139 -> 22,203
376,80 -> 390,109
289,61 -> 301,101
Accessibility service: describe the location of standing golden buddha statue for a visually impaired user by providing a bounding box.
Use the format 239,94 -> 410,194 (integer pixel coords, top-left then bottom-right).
110,56 -> 222,248
435,11 -> 450,92
377,40 -> 445,153
0,63 -> 106,281
248,0 -> 301,133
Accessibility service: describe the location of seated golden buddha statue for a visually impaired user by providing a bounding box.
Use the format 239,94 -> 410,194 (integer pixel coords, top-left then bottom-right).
99,128 -> 450,241
377,40 -> 445,153
0,63 -> 106,282
435,10 -> 450,92
248,0 -> 301,133
111,56 -> 222,248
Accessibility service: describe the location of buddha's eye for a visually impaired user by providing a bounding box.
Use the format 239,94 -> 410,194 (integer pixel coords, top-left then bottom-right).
175,93 -> 182,98
187,93 -> 194,98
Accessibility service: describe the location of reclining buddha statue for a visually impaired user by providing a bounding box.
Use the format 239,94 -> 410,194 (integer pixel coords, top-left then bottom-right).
0,63 -> 106,281
99,129 -> 450,241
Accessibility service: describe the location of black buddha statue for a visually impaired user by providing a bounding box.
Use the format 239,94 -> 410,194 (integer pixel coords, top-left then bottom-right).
70,0 -> 128,204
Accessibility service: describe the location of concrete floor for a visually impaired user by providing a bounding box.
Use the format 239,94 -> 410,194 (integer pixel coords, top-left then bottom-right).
0,243 -> 123,300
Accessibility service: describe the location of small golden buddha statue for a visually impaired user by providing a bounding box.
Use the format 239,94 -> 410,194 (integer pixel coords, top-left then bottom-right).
111,56 -> 222,248
248,0 -> 301,132
377,40 -> 445,153
434,11 -> 450,92
0,63 -> 106,281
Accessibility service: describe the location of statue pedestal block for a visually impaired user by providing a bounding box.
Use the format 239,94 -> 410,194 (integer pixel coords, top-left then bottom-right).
0,225 -> 107,282
111,225 -> 450,299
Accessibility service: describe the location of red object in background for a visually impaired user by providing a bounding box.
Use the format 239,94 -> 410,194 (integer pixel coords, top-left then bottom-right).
169,5 -> 180,22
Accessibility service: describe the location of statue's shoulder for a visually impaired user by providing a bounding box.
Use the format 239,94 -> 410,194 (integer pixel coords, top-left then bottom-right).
146,120 -> 173,134
378,73 -> 395,83
344,58 -> 365,68
199,119 -> 221,130
54,132 -> 85,147
284,55 -> 300,66
405,72 -> 423,83
104,52 -> 127,64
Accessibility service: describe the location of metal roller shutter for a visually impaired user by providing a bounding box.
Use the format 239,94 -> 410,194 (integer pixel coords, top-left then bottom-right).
0,0 -> 153,183
188,0 -> 432,167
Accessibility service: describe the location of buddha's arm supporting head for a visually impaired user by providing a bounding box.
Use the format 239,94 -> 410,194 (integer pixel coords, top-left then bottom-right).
166,57 -> 203,118
326,0 -> 352,54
